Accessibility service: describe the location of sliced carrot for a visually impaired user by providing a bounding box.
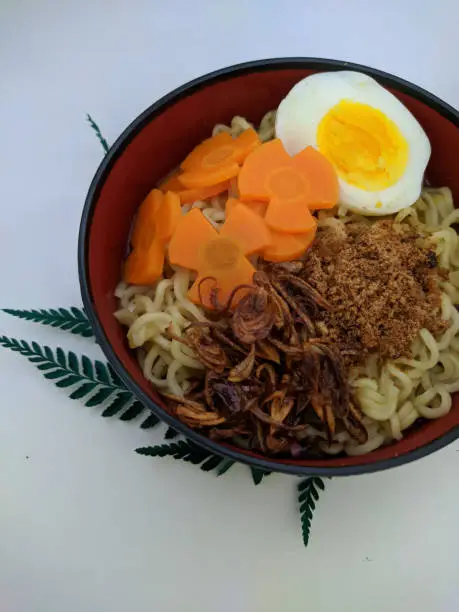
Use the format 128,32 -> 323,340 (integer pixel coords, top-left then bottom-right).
225,197 -> 266,218
123,241 -> 164,285
264,226 -> 317,262
181,132 -> 234,171
168,208 -> 216,271
238,139 -> 339,225
229,177 -> 239,198
131,189 -> 163,249
181,129 -> 261,173
265,198 -> 317,234
155,191 -> 182,242
220,202 -> 271,255
179,162 -> 240,189
158,171 -> 184,192
291,146 -> 339,210
178,180 -> 230,205
244,200 -> 267,217
158,170 -> 231,204
168,208 -> 262,308
231,128 -> 261,163
188,238 -> 255,308
223,199 -> 313,259
238,139 -> 290,201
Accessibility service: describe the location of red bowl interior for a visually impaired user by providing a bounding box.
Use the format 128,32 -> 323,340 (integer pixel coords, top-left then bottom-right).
80,59 -> 459,475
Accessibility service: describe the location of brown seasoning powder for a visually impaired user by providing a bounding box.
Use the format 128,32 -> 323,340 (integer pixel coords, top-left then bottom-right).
303,218 -> 447,365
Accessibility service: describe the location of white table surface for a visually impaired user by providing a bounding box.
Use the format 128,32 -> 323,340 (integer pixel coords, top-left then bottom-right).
1,1 -> 459,611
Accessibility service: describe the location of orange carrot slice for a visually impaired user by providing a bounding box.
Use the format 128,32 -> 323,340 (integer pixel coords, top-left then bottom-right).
225,199 -> 316,261
220,202 -> 271,255
238,139 -> 338,231
168,208 -> 216,271
155,191 -> 182,242
181,129 -> 261,172
225,197 -> 267,217
265,197 -> 317,234
182,132 -> 234,171
168,208 -> 263,308
264,226 -> 317,262
291,147 -> 339,210
126,189 -> 182,285
188,237 -> 255,308
158,171 -> 184,192
124,241 -> 164,285
179,162 -> 240,189
131,189 -> 163,249
229,177 -> 239,198
231,128 -> 261,163
178,181 -> 230,205
238,139 -> 289,201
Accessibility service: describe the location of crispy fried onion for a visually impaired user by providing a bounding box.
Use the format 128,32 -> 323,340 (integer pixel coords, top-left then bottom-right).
162,262 -> 366,457
231,285 -> 275,343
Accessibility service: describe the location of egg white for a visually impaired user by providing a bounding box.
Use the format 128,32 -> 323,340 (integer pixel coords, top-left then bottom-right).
275,71 -> 431,215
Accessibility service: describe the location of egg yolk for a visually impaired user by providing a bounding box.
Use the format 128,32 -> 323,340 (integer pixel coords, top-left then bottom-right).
317,101 -> 408,191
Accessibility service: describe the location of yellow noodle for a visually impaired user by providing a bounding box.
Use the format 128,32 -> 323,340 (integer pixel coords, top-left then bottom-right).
349,187 -> 459,450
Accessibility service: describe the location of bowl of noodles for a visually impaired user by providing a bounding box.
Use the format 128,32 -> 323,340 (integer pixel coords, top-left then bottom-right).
79,58 -> 459,476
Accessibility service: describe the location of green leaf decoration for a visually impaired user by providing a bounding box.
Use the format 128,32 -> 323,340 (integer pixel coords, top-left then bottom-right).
140,413 -> 161,429
250,467 -> 272,485
164,426 -> 179,440
135,440 -> 234,475
297,477 -> 326,547
86,113 -> 109,154
2,308 -> 93,338
216,458 -> 235,477
0,336 -> 158,429
119,400 -> 144,421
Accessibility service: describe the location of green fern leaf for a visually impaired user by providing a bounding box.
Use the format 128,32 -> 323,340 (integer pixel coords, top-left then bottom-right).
81,355 -> 94,378
140,413 -> 160,429
135,440 -> 231,475
85,387 -> 113,407
69,382 -> 98,399
250,467 -> 271,485
101,391 -> 132,417
119,400 -> 144,421
107,363 -> 123,387
95,360 -> 111,384
55,374 -> 82,388
86,113 -> 109,154
297,477 -> 326,547
216,458 -> 235,476
67,351 -> 80,374
55,347 -> 66,367
164,426 -> 179,440
0,336 -> 159,430
2,308 -> 93,338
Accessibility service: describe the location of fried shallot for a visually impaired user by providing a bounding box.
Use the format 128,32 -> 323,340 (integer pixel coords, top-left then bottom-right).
162,261 -> 368,457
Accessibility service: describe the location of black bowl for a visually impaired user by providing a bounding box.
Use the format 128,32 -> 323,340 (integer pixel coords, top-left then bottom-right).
79,58 -> 459,476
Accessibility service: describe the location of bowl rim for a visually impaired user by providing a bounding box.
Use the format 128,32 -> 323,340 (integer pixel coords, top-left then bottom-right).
78,57 -> 459,476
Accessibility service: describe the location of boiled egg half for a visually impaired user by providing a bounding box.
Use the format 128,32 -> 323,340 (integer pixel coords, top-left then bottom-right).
275,71 -> 431,214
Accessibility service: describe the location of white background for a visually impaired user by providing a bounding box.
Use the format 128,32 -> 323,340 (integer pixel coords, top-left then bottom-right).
1,1 -> 458,611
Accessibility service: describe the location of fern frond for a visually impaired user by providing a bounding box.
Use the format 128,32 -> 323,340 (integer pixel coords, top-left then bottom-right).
250,466 -> 272,485
164,426 -> 179,440
216,458 -> 235,476
136,440 -> 233,475
86,113 -> 109,154
297,477 -> 326,547
2,308 -> 93,338
0,336 -> 158,429
140,413 -> 161,429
